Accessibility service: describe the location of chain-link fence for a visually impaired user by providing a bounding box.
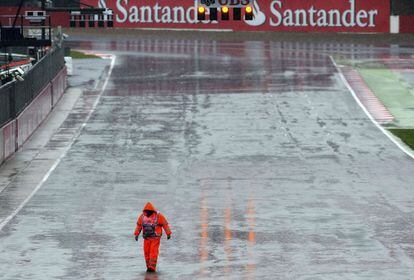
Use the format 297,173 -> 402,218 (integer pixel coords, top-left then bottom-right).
0,46 -> 64,127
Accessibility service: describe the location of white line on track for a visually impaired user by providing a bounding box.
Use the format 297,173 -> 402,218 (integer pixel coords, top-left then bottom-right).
0,55 -> 117,232
330,55 -> 414,160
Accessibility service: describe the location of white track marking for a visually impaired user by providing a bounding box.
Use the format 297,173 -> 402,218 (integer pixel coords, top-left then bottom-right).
0,55 -> 117,231
330,55 -> 414,160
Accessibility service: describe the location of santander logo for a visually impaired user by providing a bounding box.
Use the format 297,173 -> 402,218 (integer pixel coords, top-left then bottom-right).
244,1 -> 266,26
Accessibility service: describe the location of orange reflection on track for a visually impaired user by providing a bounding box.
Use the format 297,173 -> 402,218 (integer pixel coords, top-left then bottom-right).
224,206 -> 233,274
144,272 -> 159,280
199,190 -> 209,276
246,198 -> 256,279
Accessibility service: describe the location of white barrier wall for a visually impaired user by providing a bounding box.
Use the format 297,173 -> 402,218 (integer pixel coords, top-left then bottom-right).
390,16 -> 400,33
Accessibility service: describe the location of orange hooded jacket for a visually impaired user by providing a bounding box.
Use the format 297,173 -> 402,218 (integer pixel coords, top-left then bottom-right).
134,202 -> 172,237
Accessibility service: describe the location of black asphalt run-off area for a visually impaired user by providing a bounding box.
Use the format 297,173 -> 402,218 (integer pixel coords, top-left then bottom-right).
1,31 -> 414,279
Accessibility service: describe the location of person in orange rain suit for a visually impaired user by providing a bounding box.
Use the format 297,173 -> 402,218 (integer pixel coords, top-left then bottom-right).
134,202 -> 172,272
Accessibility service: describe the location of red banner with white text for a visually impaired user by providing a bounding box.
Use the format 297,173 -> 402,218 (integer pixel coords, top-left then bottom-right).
84,0 -> 390,32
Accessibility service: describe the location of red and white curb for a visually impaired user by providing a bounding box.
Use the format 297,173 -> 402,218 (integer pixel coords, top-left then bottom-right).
330,56 -> 414,160
340,67 -> 394,124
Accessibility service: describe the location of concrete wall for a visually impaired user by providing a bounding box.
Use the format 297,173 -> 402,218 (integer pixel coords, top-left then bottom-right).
2,120 -> 17,161
16,83 -> 53,148
51,67 -> 68,107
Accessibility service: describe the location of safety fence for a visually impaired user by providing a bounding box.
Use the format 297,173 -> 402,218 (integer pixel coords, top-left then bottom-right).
0,47 -> 67,165
0,46 -> 64,127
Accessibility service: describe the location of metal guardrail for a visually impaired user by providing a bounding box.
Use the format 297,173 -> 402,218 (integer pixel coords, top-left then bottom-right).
0,46 -> 64,127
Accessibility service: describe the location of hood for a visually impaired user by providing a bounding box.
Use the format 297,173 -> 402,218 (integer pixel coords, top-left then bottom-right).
143,202 -> 156,212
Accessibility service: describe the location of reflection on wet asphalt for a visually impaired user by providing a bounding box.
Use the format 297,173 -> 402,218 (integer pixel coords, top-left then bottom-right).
1,36 -> 414,279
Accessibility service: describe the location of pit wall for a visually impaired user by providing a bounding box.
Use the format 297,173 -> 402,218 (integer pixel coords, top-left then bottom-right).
0,67 -> 67,165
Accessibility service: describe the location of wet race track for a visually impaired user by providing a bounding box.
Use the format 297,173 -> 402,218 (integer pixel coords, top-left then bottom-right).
1,34 -> 414,279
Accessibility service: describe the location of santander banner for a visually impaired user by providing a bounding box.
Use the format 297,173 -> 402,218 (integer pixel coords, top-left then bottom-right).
84,0 -> 390,32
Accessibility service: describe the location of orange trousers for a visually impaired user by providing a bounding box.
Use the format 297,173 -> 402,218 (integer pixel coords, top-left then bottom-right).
143,238 -> 161,270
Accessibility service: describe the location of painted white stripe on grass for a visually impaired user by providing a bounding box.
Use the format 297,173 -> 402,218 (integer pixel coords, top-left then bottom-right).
0,55 -> 117,232
330,55 -> 414,160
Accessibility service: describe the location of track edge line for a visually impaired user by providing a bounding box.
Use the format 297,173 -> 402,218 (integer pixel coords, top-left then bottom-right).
0,55 -> 117,232
329,55 -> 414,160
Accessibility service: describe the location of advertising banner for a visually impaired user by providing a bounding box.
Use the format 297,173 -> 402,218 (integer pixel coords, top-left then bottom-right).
83,0 -> 390,32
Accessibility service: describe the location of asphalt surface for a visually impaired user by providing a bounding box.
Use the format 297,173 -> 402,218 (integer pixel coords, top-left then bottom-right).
1,33 -> 414,279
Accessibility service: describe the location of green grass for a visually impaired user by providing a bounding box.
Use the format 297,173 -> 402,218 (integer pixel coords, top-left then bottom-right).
389,129 -> 414,150
356,65 -> 414,128
70,50 -> 101,59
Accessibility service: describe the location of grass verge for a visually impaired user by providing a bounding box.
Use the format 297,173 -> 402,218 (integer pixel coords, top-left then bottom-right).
333,57 -> 414,128
70,50 -> 101,59
358,67 -> 414,128
389,129 -> 414,150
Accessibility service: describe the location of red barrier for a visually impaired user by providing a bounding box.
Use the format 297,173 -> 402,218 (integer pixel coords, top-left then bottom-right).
399,16 -> 414,33
84,0 -> 390,33
16,84 -> 53,148
51,67 -> 68,107
2,120 -> 17,161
